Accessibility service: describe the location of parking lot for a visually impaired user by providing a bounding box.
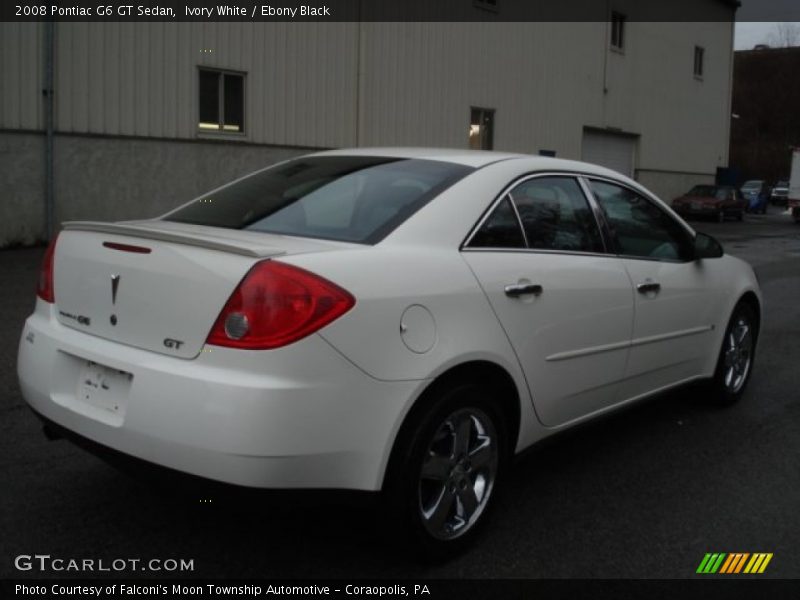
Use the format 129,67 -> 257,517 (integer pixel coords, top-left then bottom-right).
1,210 -> 799,579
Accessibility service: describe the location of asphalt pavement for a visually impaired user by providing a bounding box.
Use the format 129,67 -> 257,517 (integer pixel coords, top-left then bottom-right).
1,209 -> 799,579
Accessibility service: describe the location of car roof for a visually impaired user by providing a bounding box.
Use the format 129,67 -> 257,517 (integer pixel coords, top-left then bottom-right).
310,147 -> 523,167
310,147 -> 636,180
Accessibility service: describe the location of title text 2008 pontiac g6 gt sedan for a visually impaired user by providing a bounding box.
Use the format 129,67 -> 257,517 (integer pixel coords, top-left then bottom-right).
18,149 -> 760,558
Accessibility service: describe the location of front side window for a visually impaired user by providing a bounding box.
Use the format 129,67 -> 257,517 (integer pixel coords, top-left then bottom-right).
165,157 -> 473,244
589,180 -> 693,261
199,68 -> 245,133
468,176 -> 604,253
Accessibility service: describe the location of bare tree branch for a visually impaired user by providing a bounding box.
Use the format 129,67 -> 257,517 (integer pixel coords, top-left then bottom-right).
769,23 -> 800,48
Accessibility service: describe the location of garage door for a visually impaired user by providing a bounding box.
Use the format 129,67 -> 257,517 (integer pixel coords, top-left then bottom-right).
581,130 -> 636,178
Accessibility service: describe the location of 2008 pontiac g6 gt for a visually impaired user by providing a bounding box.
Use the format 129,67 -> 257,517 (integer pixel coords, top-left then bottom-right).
18,148 -> 760,558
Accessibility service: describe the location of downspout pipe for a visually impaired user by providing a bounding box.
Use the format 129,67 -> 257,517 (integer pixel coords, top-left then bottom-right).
355,0 -> 363,147
44,21 -> 55,241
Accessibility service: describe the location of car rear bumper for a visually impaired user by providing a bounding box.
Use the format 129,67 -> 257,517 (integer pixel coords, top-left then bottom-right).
17,301 -> 424,491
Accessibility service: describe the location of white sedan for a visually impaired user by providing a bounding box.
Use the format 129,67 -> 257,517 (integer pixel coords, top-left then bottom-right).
18,148 -> 760,558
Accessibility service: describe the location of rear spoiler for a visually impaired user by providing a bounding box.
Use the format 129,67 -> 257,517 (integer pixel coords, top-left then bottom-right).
62,221 -> 286,258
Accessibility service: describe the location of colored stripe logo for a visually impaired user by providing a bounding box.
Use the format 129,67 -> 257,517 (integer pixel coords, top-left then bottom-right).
696,553 -> 773,574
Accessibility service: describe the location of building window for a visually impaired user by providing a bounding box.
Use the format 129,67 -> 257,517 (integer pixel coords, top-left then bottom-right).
473,0 -> 498,12
198,68 -> 245,133
469,108 -> 495,150
610,12 -> 626,51
694,46 -> 705,78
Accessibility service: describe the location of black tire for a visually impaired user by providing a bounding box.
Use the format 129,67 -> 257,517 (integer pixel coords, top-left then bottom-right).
705,301 -> 758,406
383,379 -> 509,562
736,210 -> 744,222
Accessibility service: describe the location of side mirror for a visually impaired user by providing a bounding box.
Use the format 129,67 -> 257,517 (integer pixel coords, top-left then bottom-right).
694,232 -> 724,260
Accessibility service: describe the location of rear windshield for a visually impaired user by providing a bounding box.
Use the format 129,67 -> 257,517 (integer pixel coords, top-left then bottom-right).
164,156 -> 473,244
687,185 -> 718,197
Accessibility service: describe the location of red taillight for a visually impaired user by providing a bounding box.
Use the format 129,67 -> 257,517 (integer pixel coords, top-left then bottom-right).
206,261 -> 355,350
37,234 -> 59,303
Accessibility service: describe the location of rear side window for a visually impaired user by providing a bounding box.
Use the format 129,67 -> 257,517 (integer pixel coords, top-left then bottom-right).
468,197 -> 526,249
467,176 -> 604,253
165,157 -> 473,244
510,177 -> 604,253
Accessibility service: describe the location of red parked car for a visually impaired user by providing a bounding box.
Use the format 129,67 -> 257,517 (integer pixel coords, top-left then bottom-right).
672,185 -> 746,222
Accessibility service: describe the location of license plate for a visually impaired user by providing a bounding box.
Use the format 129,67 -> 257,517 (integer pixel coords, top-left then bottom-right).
691,202 -> 702,210
78,361 -> 132,416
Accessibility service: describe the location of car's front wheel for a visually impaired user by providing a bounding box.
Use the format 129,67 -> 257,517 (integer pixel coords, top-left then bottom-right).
384,380 -> 508,561
706,301 -> 758,405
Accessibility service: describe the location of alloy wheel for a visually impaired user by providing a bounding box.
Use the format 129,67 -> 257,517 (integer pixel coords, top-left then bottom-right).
722,315 -> 753,393
418,408 -> 498,540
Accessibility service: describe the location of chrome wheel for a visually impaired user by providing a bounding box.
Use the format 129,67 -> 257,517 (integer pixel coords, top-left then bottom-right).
722,315 -> 753,393
418,408 -> 498,540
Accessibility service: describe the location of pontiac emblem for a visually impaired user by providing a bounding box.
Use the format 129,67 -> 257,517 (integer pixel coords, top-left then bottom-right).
111,274 -> 120,305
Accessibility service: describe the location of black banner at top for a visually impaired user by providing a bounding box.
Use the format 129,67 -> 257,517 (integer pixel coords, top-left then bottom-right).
3,0 -> 800,23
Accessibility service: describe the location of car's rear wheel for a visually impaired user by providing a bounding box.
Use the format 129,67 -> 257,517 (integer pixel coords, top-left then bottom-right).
706,301 -> 757,405
736,210 -> 744,221
384,380 -> 508,561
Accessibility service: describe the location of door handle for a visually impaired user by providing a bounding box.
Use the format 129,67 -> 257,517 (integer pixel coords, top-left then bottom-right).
636,281 -> 661,294
504,283 -> 543,298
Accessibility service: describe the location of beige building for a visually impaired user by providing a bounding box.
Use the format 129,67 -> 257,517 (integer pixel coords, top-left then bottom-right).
0,4 -> 736,246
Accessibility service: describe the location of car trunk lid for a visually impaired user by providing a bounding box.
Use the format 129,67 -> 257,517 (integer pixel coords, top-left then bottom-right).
53,220 -> 352,359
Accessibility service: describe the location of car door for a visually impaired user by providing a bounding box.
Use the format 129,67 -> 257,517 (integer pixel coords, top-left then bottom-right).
585,178 -> 725,400
461,175 -> 634,427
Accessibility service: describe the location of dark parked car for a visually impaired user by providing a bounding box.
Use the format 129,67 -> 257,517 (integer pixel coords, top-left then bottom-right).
672,185 -> 745,222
